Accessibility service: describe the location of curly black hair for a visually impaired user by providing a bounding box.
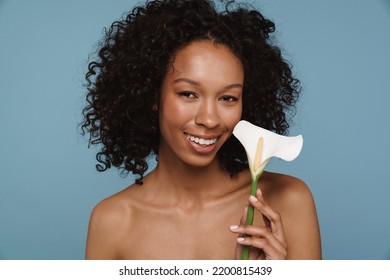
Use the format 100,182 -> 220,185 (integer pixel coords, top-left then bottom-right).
81,0 -> 300,183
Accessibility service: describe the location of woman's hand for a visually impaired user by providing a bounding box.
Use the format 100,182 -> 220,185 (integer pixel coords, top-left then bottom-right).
230,188 -> 288,260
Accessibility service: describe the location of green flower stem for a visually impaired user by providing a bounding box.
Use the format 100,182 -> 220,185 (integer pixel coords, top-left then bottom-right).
240,176 -> 258,260
240,161 -> 269,260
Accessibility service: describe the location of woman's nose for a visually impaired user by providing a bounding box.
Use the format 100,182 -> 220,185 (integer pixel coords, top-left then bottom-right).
194,100 -> 220,128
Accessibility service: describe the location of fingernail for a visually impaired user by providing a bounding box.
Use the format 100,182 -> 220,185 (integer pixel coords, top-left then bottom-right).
257,188 -> 262,196
249,195 -> 258,202
237,237 -> 245,242
230,225 -> 239,231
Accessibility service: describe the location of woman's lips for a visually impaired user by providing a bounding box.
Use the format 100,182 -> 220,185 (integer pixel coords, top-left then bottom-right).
184,133 -> 219,153
184,133 -> 218,146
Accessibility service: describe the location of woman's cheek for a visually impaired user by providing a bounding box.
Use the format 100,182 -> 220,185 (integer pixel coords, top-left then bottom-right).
223,106 -> 242,131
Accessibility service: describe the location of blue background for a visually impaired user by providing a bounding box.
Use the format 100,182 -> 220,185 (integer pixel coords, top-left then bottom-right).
1,0 -> 389,260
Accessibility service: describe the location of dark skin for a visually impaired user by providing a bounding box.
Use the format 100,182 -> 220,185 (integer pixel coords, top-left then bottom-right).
86,170 -> 321,259
85,41 -> 321,260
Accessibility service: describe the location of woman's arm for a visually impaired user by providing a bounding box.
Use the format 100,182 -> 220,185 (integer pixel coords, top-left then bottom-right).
230,176 -> 321,260
281,179 -> 322,259
85,199 -> 125,260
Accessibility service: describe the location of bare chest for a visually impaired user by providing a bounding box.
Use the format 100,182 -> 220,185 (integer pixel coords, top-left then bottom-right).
118,207 -> 244,259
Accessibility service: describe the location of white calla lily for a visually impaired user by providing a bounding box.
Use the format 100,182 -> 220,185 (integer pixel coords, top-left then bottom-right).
232,120 -> 303,260
233,120 -> 303,180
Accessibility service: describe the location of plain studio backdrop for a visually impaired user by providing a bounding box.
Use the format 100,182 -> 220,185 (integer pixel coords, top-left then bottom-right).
0,0 -> 389,260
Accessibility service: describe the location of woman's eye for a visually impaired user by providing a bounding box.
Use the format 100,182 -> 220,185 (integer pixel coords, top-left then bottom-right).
220,95 -> 239,102
179,91 -> 196,98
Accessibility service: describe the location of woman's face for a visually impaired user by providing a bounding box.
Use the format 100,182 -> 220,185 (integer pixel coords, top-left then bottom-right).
159,40 -> 244,168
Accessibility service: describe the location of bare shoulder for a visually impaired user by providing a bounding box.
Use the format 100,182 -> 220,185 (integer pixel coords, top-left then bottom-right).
89,191 -> 131,230
261,172 -> 314,207
261,171 -> 317,221
85,185 -> 142,259
261,172 -> 322,259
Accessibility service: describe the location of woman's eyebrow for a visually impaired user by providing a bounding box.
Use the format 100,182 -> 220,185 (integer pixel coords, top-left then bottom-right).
224,83 -> 243,90
173,78 -> 201,86
173,77 -> 243,90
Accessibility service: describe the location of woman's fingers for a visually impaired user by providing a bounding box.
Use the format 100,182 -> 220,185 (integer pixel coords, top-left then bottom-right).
230,188 -> 288,260
237,235 -> 286,260
233,207 -> 248,259
230,224 -> 287,259
248,189 -> 287,245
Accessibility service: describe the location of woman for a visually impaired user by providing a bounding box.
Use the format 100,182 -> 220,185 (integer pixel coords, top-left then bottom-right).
81,0 -> 321,259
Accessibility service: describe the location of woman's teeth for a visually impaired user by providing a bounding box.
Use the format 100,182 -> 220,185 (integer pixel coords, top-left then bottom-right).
185,134 -> 217,146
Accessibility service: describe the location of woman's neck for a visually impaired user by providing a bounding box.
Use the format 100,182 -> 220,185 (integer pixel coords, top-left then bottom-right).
144,154 -> 237,208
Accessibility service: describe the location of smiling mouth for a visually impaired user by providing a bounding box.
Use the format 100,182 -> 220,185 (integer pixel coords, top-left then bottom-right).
184,133 -> 218,146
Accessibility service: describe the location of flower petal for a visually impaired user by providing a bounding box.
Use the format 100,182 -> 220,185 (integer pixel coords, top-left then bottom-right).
233,120 -> 303,173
